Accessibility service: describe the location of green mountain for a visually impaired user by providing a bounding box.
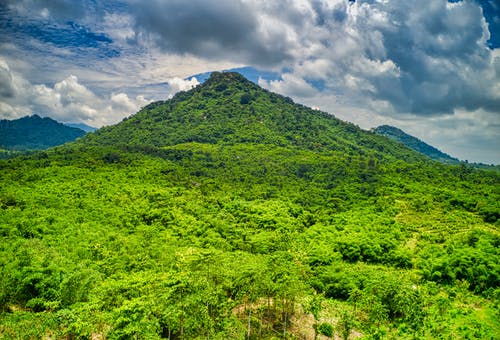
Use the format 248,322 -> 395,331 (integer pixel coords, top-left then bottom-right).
0,72 -> 498,339
83,72 -> 425,162
373,125 -> 460,164
0,115 -> 86,151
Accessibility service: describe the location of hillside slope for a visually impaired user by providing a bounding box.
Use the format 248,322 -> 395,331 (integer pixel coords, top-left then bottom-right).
373,125 -> 460,164
0,72 -> 498,339
0,115 -> 86,151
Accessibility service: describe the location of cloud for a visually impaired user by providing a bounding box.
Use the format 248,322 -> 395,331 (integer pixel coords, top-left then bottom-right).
121,0 -> 499,118
166,77 -> 200,98
395,109 -> 500,164
259,73 -> 318,98
361,0 -> 499,115
2,0 -> 105,23
0,60 -> 16,98
3,0 -> 499,117
123,0 -> 343,67
0,58 -> 205,127
0,59 -> 151,126
268,0 -> 499,116
111,92 -> 142,112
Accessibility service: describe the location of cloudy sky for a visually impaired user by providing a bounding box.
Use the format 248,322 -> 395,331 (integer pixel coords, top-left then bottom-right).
0,0 -> 499,163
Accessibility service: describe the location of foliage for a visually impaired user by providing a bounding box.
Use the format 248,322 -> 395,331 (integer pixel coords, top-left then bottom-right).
373,125 -> 459,164
0,115 -> 86,151
318,322 -> 334,337
419,230 -> 500,295
0,72 -> 498,339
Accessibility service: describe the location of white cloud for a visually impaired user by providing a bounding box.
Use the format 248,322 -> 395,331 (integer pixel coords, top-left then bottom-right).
111,92 -> 142,112
0,60 -> 16,98
102,13 -> 136,44
53,75 -> 97,106
395,109 -> 500,164
166,77 -> 200,98
3,0 -> 499,116
188,0 -> 495,122
0,59 -> 152,127
0,58 -> 205,127
259,73 -> 318,98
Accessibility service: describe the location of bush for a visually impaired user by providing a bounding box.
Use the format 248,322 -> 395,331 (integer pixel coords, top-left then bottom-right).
419,231 -> 500,295
240,93 -> 252,105
318,322 -> 334,336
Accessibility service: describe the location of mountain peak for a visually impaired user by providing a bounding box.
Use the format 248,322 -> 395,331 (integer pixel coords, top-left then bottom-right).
200,71 -> 257,92
206,71 -> 250,83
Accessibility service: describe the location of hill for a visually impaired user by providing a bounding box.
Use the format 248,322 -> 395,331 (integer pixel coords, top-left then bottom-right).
373,125 -> 460,164
0,115 -> 86,151
83,72 -> 425,162
64,122 -> 97,133
0,72 -> 498,339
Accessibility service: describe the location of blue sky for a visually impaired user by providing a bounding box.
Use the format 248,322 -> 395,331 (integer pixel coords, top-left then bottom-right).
0,0 -> 499,163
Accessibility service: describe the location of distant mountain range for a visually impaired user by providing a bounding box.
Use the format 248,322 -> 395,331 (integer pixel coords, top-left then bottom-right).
64,122 -> 97,133
0,105 -> 487,169
373,125 -> 460,164
0,115 -> 87,151
0,74 -> 491,169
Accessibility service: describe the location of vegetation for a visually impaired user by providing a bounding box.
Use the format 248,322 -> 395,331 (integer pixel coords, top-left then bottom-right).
0,115 -> 86,151
0,72 -> 498,339
373,125 -> 460,164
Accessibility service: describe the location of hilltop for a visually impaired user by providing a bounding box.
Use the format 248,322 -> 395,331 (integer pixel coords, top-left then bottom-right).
0,72 -> 498,339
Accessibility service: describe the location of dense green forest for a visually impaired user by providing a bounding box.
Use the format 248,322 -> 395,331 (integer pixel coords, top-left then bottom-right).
0,72 -> 499,339
0,115 -> 86,152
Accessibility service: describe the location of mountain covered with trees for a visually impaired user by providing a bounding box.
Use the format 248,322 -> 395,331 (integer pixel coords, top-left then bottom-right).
0,115 -> 86,152
373,125 -> 460,164
0,72 -> 498,339
84,72 -> 423,161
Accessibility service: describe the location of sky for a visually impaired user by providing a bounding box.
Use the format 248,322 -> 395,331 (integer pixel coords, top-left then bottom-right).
0,0 -> 499,164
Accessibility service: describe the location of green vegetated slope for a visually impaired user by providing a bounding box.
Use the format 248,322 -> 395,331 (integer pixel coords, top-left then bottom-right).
0,72 -> 499,339
0,115 -> 86,152
373,125 -> 459,164
83,72 -> 423,162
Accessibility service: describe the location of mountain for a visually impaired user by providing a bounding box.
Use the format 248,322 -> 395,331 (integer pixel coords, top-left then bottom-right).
0,115 -> 86,151
83,72 -> 425,162
0,72 -> 498,339
373,125 -> 460,164
64,122 -> 97,133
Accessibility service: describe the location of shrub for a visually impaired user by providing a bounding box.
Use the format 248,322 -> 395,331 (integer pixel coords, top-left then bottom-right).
240,93 -> 252,105
319,322 -> 334,337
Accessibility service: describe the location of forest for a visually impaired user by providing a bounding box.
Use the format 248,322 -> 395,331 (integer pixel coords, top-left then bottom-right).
0,72 -> 499,339
0,115 -> 86,152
